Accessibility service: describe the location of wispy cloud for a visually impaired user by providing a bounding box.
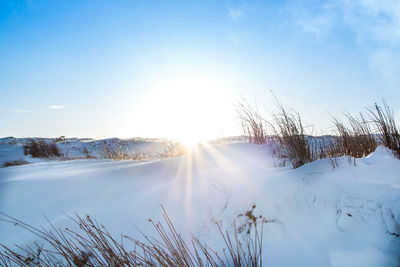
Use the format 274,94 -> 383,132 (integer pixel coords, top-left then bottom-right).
286,2 -> 338,38
48,105 -> 66,110
369,49 -> 400,85
340,0 -> 400,44
285,0 -> 400,88
340,0 -> 400,88
228,7 -> 244,21
286,0 -> 400,42
229,31 -> 248,45
227,4 -> 251,44
13,109 -> 31,113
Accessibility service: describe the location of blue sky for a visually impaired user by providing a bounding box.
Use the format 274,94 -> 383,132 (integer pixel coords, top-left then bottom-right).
1,0 -> 399,139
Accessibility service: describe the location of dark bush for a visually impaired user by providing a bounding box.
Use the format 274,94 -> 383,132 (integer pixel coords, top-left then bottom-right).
2,160 -> 29,168
23,138 -> 62,158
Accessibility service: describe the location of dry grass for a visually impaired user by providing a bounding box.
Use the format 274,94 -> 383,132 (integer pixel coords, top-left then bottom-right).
102,141 -> 187,161
331,113 -> 377,159
314,136 -> 341,168
102,145 -> 149,160
237,100 -> 268,145
23,138 -> 62,158
237,97 -> 388,168
367,101 -> 400,159
0,207 -> 266,266
82,147 -> 96,159
237,99 -> 318,168
2,160 -> 30,168
270,103 -> 317,168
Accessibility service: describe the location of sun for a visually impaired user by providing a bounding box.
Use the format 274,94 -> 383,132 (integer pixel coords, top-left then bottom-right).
158,72 -> 230,147
179,136 -> 202,149
125,67 -> 238,143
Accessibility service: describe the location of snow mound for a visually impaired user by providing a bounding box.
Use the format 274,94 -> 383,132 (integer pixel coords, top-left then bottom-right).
0,142 -> 399,266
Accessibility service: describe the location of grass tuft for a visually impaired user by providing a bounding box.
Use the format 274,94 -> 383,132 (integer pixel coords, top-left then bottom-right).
237,100 -> 268,145
270,102 -> 316,168
331,113 -> 377,159
102,145 -> 149,160
237,97 -> 398,168
0,207 -> 267,266
23,138 -> 62,158
2,160 -> 30,168
367,101 -> 400,159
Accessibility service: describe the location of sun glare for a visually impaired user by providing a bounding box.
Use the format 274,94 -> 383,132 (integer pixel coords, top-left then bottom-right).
127,68 -> 237,145
179,136 -> 202,149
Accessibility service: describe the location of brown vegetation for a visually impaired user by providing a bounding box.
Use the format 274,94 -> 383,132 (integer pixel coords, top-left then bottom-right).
3,160 -> 29,168
238,98 -> 399,168
23,138 -> 62,158
367,101 -> 400,159
0,207 -> 266,266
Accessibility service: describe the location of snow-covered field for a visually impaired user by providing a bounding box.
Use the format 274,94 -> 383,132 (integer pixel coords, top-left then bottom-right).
0,138 -> 399,266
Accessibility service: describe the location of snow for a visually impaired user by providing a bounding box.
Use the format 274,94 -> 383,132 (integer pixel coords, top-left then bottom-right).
0,137 -> 186,167
0,139 -> 399,266
330,247 -> 398,267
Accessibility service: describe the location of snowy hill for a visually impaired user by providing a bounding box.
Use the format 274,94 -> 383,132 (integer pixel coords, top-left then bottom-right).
0,137 -> 189,167
0,141 -> 399,266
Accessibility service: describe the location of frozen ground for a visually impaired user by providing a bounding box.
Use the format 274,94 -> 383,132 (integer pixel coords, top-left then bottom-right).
0,139 -> 399,266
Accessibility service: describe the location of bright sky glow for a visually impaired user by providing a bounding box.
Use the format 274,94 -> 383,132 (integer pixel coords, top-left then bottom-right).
1,0 -> 399,141
121,68 -> 236,144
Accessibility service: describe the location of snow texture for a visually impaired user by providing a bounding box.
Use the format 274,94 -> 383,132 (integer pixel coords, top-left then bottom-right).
0,138 -> 399,266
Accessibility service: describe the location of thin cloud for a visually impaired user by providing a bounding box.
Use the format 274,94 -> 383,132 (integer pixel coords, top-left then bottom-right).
287,2 -> 338,38
340,0 -> 400,88
228,7 -> 244,21
48,105 -> 66,110
229,31 -> 248,45
286,0 -> 400,43
13,109 -> 31,113
285,0 -> 400,88
340,0 -> 400,44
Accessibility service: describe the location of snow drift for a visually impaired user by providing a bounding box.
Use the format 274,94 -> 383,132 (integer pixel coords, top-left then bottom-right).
0,140 -> 399,266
